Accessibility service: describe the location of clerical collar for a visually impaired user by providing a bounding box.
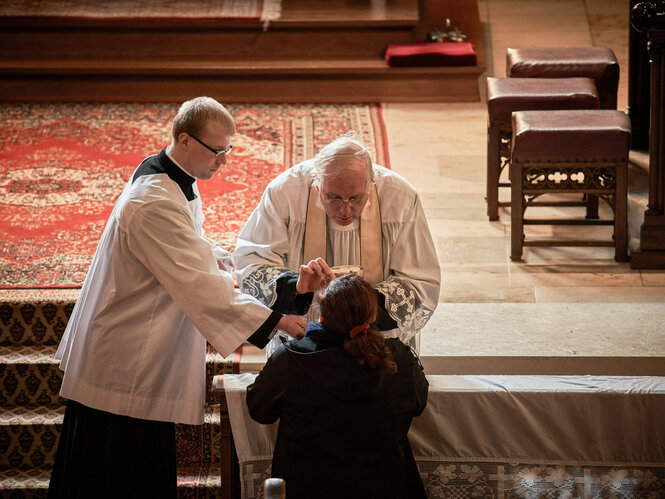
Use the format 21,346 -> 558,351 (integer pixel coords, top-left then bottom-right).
165,147 -> 195,180
132,149 -> 197,201
161,148 -> 196,201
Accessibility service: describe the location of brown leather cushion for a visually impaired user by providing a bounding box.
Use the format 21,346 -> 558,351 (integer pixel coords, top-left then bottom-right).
487,77 -> 599,125
506,47 -> 619,98
511,110 -> 631,163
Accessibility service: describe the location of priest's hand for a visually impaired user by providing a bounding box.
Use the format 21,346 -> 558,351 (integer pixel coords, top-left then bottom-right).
212,246 -> 234,272
296,258 -> 336,294
217,257 -> 234,272
277,315 -> 307,340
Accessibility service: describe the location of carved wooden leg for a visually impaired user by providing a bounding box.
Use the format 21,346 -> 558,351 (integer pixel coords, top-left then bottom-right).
510,161 -> 524,261
585,194 -> 599,219
615,162 -> 628,262
487,123 -> 501,221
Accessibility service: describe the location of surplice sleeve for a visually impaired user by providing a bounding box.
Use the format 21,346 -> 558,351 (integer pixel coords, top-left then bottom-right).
375,183 -> 441,344
126,198 -> 281,356
234,180 -> 313,316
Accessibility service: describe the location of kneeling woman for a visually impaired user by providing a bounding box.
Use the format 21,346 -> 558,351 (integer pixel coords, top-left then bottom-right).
246,274 -> 428,498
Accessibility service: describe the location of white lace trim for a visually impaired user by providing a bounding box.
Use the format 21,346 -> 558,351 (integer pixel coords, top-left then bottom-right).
375,276 -> 434,344
238,265 -> 283,308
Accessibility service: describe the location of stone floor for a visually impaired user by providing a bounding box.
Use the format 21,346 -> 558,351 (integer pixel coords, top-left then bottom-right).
383,0 -> 665,375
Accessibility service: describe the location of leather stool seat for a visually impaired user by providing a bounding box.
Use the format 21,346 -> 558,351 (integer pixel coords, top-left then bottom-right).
510,110 -> 631,262
506,47 -> 619,109
485,76 -> 599,220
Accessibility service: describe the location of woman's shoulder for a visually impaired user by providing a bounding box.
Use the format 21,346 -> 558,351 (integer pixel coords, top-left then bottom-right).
385,338 -> 418,361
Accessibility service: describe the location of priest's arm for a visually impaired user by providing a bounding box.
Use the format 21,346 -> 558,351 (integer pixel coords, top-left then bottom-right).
234,181 -> 318,316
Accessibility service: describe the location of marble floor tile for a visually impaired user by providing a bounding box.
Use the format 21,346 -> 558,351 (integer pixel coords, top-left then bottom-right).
508,261 -> 637,274
511,246 -> 621,265
429,219 -> 506,238
440,271 -> 535,303
512,271 -> 642,288
535,285 -> 665,302
389,156 -> 441,180
420,193 -> 488,221
437,236 -> 508,267
382,102 -> 486,122
403,174 -> 486,195
421,303 -> 665,357
641,272 -> 665,287
490,31 -> 594,48
584,0 -> 626,15
487,0 -> 589,19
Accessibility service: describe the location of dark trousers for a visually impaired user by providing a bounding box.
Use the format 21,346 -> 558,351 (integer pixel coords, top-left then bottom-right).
47,400 -> 177,499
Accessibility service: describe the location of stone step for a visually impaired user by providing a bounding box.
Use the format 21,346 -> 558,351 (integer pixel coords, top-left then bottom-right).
0,465 -> 223,498
420,302 -> 665,376
0,406 -> 63,469
0,291 -> 77,347
0,345 -> 63,408
0,343 -> 237,407
0,57 -> 484,103
0,404 -> 221,473
0,466 -> 50,499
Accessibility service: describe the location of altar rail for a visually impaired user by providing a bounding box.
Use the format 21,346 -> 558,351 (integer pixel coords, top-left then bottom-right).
213,374 -> 665,498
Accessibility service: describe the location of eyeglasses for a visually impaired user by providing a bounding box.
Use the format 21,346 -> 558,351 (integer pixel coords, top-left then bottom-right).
189,134 -> 233,157
321,191 -> 368,209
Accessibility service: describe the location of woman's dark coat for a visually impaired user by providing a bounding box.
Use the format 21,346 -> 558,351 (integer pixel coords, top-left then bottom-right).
246,323 -> 428,499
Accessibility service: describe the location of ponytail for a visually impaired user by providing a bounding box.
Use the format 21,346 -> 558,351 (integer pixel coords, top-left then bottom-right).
319,274 -> 397,374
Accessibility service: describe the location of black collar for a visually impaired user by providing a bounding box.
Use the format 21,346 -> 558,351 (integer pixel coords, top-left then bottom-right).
132,148 -> 197,201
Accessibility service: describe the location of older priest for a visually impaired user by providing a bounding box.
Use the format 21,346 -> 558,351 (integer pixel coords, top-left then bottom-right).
234,134 -> 440,352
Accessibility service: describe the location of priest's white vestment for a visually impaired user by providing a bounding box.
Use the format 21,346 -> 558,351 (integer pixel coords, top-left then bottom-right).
234,160 -> 440,347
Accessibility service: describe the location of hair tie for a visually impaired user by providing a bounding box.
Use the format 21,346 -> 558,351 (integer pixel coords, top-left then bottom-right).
349,323 -> 370,339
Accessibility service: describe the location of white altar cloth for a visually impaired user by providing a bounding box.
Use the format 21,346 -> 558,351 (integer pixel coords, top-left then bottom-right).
223,374 -> 665,498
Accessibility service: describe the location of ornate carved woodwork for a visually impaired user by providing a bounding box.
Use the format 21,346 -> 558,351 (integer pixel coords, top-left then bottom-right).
511,160 -> 627,262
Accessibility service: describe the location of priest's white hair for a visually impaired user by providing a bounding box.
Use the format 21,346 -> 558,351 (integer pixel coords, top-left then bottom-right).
313,132 -> 374,184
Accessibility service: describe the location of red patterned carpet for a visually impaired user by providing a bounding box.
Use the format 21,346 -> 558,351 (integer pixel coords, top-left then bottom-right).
0,103 -> 389,289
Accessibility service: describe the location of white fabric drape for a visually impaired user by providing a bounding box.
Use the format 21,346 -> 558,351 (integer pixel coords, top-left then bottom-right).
225,374 -> 665,467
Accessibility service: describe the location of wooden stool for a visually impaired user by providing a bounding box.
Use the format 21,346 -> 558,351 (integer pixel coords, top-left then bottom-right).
510,110 -> 631,262
486,77 -> 599,221
506,47 -> 620,109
